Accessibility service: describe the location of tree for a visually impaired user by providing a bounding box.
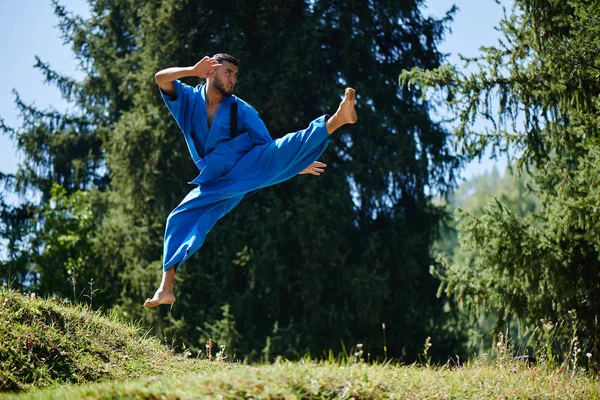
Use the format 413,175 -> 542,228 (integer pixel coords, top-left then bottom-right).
2,0 -> 462,361
402,0 -> 600,363
434,166 -> 540,352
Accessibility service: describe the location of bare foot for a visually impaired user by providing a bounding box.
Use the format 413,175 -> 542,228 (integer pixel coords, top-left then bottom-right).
143,290 -> 176,308
326,88 -> 357,134
338,88 -> 358,124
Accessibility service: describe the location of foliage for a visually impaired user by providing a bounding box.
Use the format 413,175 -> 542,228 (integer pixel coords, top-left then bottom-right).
32,185 -> 93,301
402,0 -> 600,364
435,166 -> 540,255
1,0 -> 462,361
434,167 -> 541,352
0,173 -> 37,287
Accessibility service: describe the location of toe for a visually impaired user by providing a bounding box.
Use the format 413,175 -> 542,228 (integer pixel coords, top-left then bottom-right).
344,90 -> 355,102
143,298 -> 156,308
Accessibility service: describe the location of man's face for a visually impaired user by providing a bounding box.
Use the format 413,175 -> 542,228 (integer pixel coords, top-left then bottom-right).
210,61 -> 239,97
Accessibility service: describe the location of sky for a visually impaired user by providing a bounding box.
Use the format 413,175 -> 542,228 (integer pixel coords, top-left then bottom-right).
0,0 -> 510,194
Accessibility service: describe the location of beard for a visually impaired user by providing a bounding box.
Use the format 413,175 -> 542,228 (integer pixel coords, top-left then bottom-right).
211,76 -> 233,97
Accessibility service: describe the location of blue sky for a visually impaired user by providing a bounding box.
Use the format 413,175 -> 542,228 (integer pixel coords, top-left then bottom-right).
0,0 -> 509,188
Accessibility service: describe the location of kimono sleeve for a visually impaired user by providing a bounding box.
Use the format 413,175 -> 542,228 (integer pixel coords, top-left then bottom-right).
241,104 -> 273,145
159,80 -> 197,134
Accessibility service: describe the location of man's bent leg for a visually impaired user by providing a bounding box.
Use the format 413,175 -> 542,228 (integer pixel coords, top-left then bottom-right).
326,88 -> 357,134
144,193 -> 245,309
143,264 -> 177,308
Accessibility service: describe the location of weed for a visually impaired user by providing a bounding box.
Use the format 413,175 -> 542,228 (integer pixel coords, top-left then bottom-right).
423,336 -> 432,366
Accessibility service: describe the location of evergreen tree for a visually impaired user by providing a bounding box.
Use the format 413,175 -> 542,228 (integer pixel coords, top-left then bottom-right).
434,167 -> 540,352
0,1 -> 110,298
403,0 -> 600,362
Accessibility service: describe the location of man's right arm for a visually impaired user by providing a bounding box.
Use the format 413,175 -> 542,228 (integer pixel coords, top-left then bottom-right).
155,57 -> 222,98
155,67 -> 193,98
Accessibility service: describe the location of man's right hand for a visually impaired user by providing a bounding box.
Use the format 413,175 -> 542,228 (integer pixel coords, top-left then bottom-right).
190,57 -> 222,79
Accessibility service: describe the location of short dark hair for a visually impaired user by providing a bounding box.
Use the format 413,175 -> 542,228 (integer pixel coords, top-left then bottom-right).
212,53 -> 238,66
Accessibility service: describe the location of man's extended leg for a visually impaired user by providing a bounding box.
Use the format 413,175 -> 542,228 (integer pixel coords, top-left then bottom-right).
144,265 -> 176,307
210,87 -> 358,192
326,88 -> 357,134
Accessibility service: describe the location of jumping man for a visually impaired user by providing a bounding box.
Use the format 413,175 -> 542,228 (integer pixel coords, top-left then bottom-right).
144,54 -> 357,307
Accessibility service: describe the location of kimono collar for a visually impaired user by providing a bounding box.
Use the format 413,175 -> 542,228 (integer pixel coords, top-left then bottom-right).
201,84 -> 234,153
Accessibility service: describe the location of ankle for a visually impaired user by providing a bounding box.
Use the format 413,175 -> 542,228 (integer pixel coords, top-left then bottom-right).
326,114 -> 341,134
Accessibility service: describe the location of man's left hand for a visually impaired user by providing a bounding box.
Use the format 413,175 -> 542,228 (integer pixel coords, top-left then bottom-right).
299,161 -> 327,176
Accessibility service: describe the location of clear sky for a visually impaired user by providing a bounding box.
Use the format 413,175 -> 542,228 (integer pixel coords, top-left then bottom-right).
0,0 -> 509,187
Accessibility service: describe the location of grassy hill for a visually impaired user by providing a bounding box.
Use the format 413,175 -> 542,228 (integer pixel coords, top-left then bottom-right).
0,288 -> 223,392
1,288 -> 599,399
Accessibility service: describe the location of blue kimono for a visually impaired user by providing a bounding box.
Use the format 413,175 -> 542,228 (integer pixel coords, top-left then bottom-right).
160,80 -> 331,271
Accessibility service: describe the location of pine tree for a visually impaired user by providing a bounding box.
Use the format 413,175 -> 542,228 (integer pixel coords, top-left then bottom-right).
403,0 -> 600,361
434,167 -> 540,352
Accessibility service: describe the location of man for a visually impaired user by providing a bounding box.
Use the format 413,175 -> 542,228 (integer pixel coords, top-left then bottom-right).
144,54 -> 357,307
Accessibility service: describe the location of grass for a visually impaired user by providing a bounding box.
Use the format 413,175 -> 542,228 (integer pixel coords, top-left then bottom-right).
0,288 -> 224,393
1,288 -> 599,399
4,359 -> 600,399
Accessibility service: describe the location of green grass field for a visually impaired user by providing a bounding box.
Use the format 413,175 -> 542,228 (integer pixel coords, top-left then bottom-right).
1,288 -> 598,399
6,360 -> 600,399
